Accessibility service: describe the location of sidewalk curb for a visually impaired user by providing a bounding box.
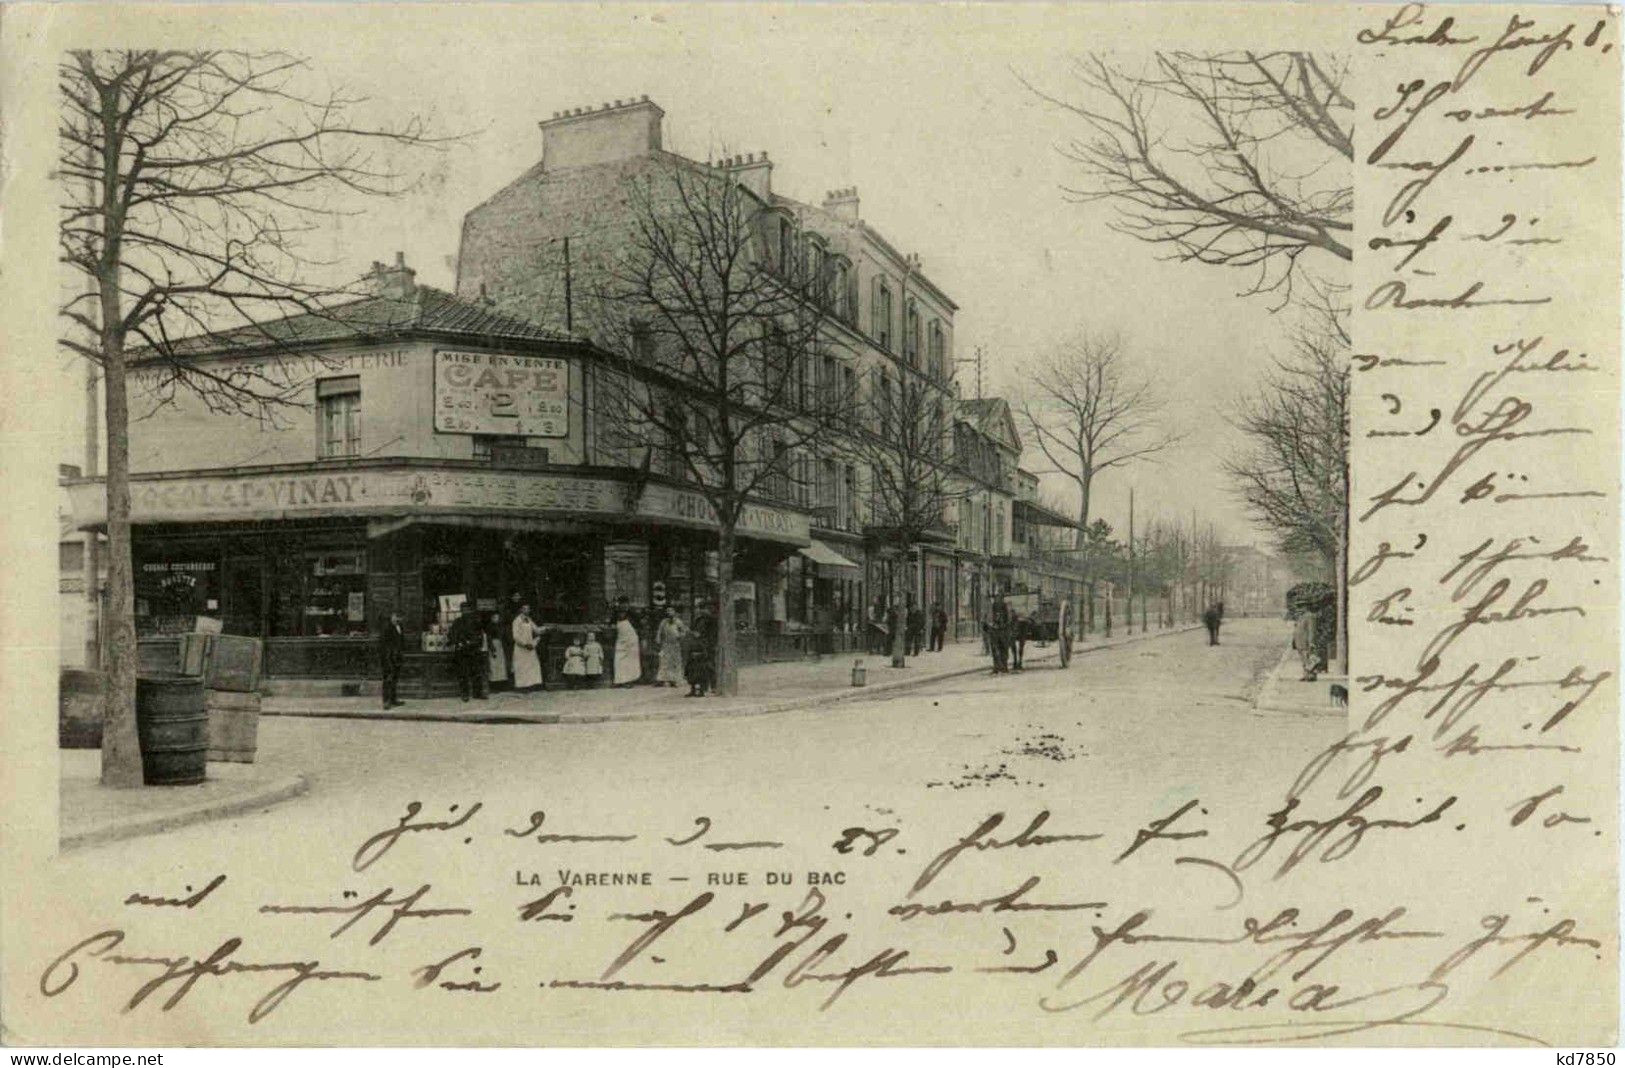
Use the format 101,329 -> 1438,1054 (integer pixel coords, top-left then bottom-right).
260,625 -> 1202,727
61,772 -> 311,852
1252,647 -> 1347,717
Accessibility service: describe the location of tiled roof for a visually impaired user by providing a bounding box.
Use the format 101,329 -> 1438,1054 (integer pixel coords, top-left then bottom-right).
144,286 -> 580,359
959,398 -> 1002,419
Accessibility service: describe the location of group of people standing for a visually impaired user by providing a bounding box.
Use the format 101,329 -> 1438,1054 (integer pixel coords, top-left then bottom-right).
865,599 -> 950,657
376,599 -> 721,707
650,605 -> 719,697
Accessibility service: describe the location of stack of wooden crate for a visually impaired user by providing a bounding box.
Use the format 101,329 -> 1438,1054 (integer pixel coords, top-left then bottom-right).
194,635 -> 265,763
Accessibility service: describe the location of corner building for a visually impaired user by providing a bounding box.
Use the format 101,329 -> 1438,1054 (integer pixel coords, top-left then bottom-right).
66,259 -> 810,694
457,97 -> 969,642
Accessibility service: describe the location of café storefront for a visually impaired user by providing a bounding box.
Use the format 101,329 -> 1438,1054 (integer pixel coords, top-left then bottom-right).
67,461 -> 813,694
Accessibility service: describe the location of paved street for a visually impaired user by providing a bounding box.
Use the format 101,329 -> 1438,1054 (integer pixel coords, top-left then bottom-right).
34,619 -> 1361,1045
66,618 -> 1335,859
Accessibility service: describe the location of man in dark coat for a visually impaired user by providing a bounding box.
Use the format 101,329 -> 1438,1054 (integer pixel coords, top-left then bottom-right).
378,611 -> 406,708
884,603 -> 899,658
906,602 -> 925,657
1202,603 -> 1222,646
685,609 -> 716,696
989,597 -> 1011,673
929,603 -> 948,651
448,604 -> 488,701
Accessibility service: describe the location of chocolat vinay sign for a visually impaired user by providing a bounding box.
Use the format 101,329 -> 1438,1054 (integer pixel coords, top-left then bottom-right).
434,349 -> 570,438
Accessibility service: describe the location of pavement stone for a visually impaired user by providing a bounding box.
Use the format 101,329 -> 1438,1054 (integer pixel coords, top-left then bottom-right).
59,748 -> 309,852
262,624 -> 1203,726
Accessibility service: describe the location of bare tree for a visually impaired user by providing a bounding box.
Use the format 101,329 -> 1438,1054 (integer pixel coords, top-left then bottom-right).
839,369 -> 960,668
1224,332 -> 1346,563
588,163 -> 854,695
1017,331 -> 1179,549
1223,321 -> 1348,651
59,50 -> 449,787
1022,52 -> 1353,304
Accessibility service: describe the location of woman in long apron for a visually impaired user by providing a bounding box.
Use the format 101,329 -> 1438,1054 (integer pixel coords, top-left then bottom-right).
511,604 -> 544,692
654,607 -> 688,688
486,612 -> 509,691
613,612 -> 642,687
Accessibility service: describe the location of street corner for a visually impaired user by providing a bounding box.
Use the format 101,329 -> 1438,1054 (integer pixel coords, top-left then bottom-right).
59,748 -> 311,852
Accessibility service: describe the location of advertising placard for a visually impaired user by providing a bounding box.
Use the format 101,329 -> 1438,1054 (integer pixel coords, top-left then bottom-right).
434,349 -> 569,437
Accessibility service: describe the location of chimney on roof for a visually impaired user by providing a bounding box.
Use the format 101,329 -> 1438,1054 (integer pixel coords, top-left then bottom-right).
823,185 -> 859,221
723,149 -> 773,198
365,251 -> 417,301
539,96 -> 665,172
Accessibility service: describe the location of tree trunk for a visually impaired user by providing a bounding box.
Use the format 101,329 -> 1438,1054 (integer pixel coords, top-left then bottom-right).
890,543 -> 908,669
715,524 -> 739,696
1333,464 -> 1349,676
84,361 -> 101,668
98,314 -> 141,788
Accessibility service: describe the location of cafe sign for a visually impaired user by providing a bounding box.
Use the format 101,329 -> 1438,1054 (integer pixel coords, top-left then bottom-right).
434,350 -> 569,438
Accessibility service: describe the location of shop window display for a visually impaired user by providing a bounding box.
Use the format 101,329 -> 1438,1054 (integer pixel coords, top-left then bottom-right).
135,556 -> 220,636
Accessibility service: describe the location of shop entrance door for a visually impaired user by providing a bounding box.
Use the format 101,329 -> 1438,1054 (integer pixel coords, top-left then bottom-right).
508,535 -> 597,624
223,557 -> 265,637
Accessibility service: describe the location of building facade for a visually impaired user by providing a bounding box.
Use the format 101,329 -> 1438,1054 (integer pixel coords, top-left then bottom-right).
456,97 -> 975,643
64,262 -> 814,692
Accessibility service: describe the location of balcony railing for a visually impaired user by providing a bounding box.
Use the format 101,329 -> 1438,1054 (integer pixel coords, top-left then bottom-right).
810,504 -> 863,534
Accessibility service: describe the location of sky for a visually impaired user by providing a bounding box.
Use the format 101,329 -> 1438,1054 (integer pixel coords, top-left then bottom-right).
54,7 -> 1345,550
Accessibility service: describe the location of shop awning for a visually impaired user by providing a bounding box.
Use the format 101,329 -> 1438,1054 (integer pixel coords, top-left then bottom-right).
799,539 -> 860,578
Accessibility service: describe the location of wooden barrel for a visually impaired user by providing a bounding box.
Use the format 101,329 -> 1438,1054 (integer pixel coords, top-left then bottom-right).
59,669 -> 105,749
136,675 -> 207,786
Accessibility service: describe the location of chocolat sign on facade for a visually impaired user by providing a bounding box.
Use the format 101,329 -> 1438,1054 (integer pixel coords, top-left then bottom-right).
68,466 -> 809,546
68,468 -> 626,526
637,484 -> 810,546
434,350 -> 569,438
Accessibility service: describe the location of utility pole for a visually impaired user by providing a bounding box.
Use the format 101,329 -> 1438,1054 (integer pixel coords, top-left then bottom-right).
562,235 -> 574,333
1127,487 -> 1135,635
954,346 -> 984,399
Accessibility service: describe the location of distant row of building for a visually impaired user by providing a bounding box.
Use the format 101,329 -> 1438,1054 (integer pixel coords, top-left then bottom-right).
61,98 -> 1267,691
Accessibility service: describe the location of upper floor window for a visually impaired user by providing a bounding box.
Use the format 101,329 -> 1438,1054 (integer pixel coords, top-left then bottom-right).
904,302 -> 920,366
807,243 -> 826,305
317,376 -> 361,458
872,278 -> 893,350
778,217 -> 795,276
879,370 -> 894,441
928,320 -> 945,379
833,261 -> 852,323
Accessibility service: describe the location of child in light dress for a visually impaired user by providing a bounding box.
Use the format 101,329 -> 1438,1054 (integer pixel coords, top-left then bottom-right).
562,634 -> 587,688
583,632 -> 605,687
